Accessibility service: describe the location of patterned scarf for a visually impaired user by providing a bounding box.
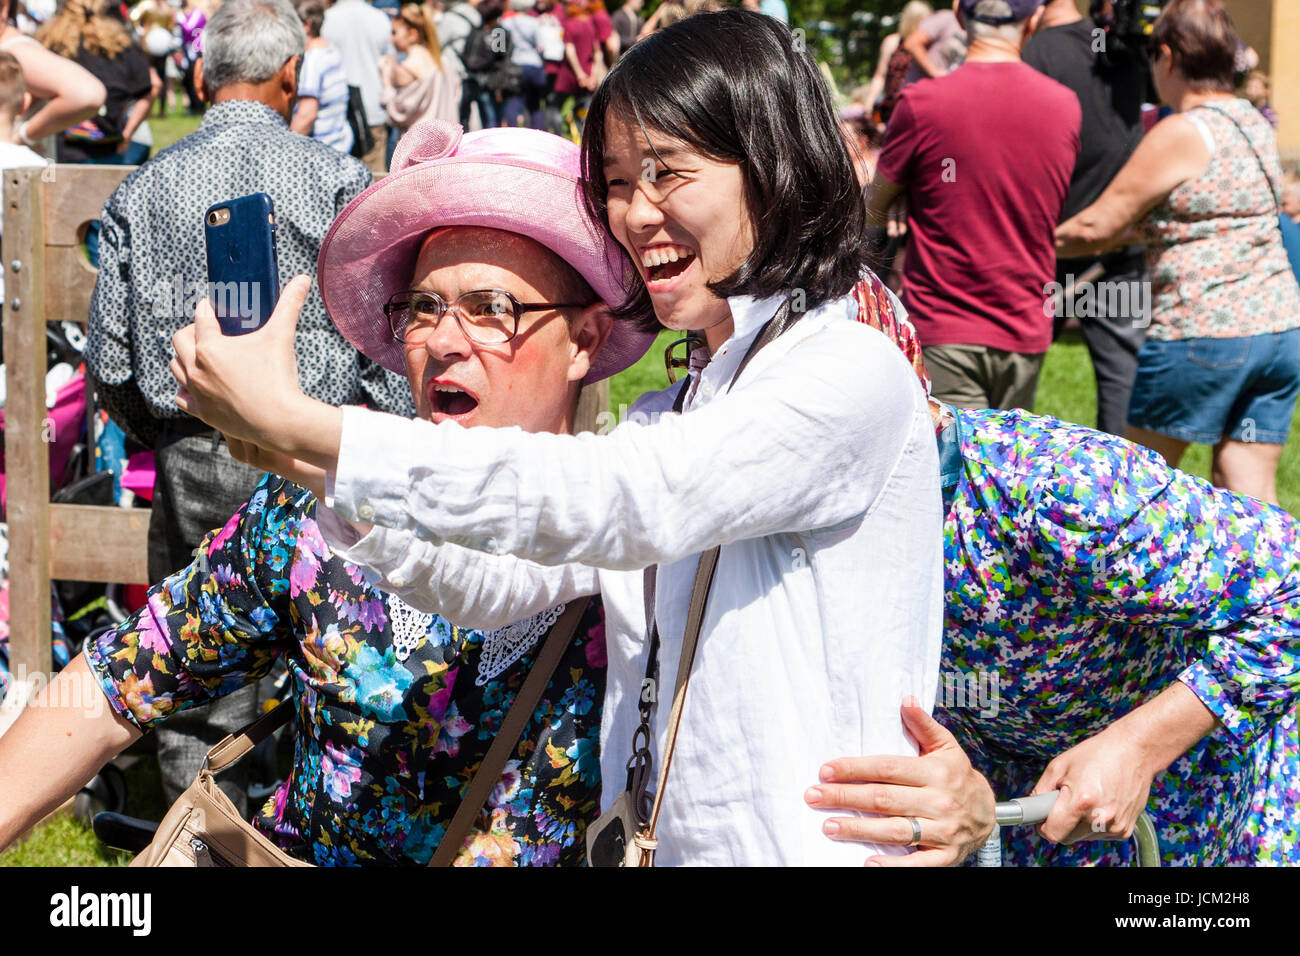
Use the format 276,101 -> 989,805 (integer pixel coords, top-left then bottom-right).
850,271 -> 950,433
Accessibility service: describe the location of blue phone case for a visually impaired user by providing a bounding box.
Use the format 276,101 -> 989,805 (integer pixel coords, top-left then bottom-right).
203,193 -> 281,335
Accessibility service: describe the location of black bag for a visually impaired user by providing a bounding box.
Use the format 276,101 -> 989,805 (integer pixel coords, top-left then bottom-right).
346,85 -> 375,159
466,26 -> 523,96
461,25 -> 500,74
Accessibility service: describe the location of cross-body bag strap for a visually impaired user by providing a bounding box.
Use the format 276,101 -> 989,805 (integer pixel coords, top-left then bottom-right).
631,299 -> 796,864
429,597 -> 590,865
1200,104 -> 1282,216
204,697 -> 295,774
633,543 -> 719,864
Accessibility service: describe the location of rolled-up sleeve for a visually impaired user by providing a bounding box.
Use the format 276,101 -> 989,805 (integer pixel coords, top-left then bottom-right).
317,506 -> 599,629
84,477 -> 297,728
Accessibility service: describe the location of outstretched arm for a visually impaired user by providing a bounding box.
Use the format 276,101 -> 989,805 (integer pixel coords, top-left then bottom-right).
0,656 -> 141,853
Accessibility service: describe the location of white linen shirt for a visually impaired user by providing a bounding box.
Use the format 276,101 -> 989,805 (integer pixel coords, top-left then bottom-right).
322,289 -> 944,865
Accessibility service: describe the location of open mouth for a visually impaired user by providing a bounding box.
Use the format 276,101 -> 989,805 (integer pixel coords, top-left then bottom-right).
641,243 -> 696,286
429,381 -> 480,419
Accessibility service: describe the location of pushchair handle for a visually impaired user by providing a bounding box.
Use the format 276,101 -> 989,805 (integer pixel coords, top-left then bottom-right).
994,790 -> 1059,826
980,790 -> 1161,866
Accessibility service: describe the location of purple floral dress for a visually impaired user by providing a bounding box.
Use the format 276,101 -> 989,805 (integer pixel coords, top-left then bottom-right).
86,476 -> 606,866
939,408 -> 1299,865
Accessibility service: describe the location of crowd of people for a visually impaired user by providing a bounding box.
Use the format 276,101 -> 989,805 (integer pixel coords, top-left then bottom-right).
0,0 -> 1295,869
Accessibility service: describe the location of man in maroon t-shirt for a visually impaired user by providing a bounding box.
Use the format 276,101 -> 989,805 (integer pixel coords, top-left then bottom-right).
869,0 -> 1080,411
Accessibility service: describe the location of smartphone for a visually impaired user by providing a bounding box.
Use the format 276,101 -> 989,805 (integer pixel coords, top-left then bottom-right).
203,193 -> 281,335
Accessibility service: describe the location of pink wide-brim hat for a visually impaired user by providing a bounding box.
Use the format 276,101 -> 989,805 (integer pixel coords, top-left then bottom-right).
318,121 -> 656,384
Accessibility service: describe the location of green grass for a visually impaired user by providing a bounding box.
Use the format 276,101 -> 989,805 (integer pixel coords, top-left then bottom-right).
145,111 -> 204,154
609,329 -> 1298,514
0,751 -> 165,867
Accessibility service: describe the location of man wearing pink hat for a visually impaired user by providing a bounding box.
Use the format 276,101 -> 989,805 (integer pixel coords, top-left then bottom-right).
0,121 -> 642,865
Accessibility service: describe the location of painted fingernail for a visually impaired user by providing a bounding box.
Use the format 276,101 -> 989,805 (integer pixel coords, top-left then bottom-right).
823,820 -> 840,836
805,786 -> 823,805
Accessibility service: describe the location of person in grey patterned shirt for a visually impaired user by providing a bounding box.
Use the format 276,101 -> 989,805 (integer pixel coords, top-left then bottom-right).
84,0 -> 413,816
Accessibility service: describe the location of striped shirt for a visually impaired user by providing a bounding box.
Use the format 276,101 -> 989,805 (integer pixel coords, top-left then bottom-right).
297,43 -> 355,155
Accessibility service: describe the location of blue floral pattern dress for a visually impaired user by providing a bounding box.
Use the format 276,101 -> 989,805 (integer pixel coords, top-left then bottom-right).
939,408 -> 1299,865
85,475 -> 606,866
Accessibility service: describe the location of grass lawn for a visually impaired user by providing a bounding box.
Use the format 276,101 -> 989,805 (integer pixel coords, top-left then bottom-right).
609,329 -> 1300,515
146,111 -> 204,154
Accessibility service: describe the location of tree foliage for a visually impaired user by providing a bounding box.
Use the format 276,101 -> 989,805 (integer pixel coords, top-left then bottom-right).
787,0 -> 912,91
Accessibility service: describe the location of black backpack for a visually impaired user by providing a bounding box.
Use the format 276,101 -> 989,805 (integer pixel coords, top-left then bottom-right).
346,85 -> 375,159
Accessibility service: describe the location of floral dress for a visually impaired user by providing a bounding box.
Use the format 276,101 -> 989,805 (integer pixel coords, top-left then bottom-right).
939,407 -> 1299,865
85,475 -> 606,866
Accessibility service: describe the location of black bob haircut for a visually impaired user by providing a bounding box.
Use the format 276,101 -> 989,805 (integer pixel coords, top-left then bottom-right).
580,9 -> 872,335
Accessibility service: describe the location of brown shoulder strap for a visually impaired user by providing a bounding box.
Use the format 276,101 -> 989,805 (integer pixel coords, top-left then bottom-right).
204,698 -> 295,775
429,598 -> 590,866
634,544 -> 720,864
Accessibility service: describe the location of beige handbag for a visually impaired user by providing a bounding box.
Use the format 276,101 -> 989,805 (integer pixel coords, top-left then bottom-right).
133,599 -> 589,867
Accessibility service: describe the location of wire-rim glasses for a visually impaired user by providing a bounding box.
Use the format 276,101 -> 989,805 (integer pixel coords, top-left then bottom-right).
384,289 -> 588,345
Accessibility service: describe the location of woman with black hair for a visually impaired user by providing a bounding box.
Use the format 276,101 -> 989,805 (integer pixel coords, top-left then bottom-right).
170,9 -> 944,866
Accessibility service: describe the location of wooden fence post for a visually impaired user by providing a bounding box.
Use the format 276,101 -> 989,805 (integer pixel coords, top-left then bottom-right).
4,167 -> 52,684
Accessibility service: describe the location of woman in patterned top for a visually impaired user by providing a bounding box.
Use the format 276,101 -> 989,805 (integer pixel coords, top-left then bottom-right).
804,286 -> 1300,865
1056,0 -> 1300,506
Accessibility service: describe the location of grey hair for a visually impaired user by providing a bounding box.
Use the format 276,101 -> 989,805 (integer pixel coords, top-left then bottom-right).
967,0 -> 1027,43
202,0 -> 306,92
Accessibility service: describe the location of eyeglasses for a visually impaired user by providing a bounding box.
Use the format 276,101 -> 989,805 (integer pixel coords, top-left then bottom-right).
384,289 -> 588,345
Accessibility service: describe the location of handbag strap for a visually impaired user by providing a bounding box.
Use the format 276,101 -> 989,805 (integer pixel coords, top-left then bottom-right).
630,298 -> 797,862
1198,103 -> 1281,216
205,697 -> 295,774
634,545 -> 719,864
200,600 -> 589,866
429,597 -> 591,866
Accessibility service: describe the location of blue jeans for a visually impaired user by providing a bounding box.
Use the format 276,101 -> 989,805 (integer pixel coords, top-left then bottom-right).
1128,328 -> 1300,444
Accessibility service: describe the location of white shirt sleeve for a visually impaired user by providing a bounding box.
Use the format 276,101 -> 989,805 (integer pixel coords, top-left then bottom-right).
316,506 -> 600,629
328,320 -> 920,572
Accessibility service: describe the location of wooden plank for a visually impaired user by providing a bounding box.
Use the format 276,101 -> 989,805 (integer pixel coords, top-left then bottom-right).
3,167 -> 52,680
44,246 -> 98,323
49,504 -> 151,584
41,163 -> 133,246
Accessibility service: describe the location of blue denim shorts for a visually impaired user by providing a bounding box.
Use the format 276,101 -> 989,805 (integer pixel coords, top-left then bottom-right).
1127,328 -> 1300,445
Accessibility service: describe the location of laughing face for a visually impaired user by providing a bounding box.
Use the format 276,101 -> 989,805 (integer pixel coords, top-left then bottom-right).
401,227 -> 610,434
601,112 -> 756,353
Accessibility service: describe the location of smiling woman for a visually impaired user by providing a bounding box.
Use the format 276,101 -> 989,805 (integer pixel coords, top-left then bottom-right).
581,10 -> 874,339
